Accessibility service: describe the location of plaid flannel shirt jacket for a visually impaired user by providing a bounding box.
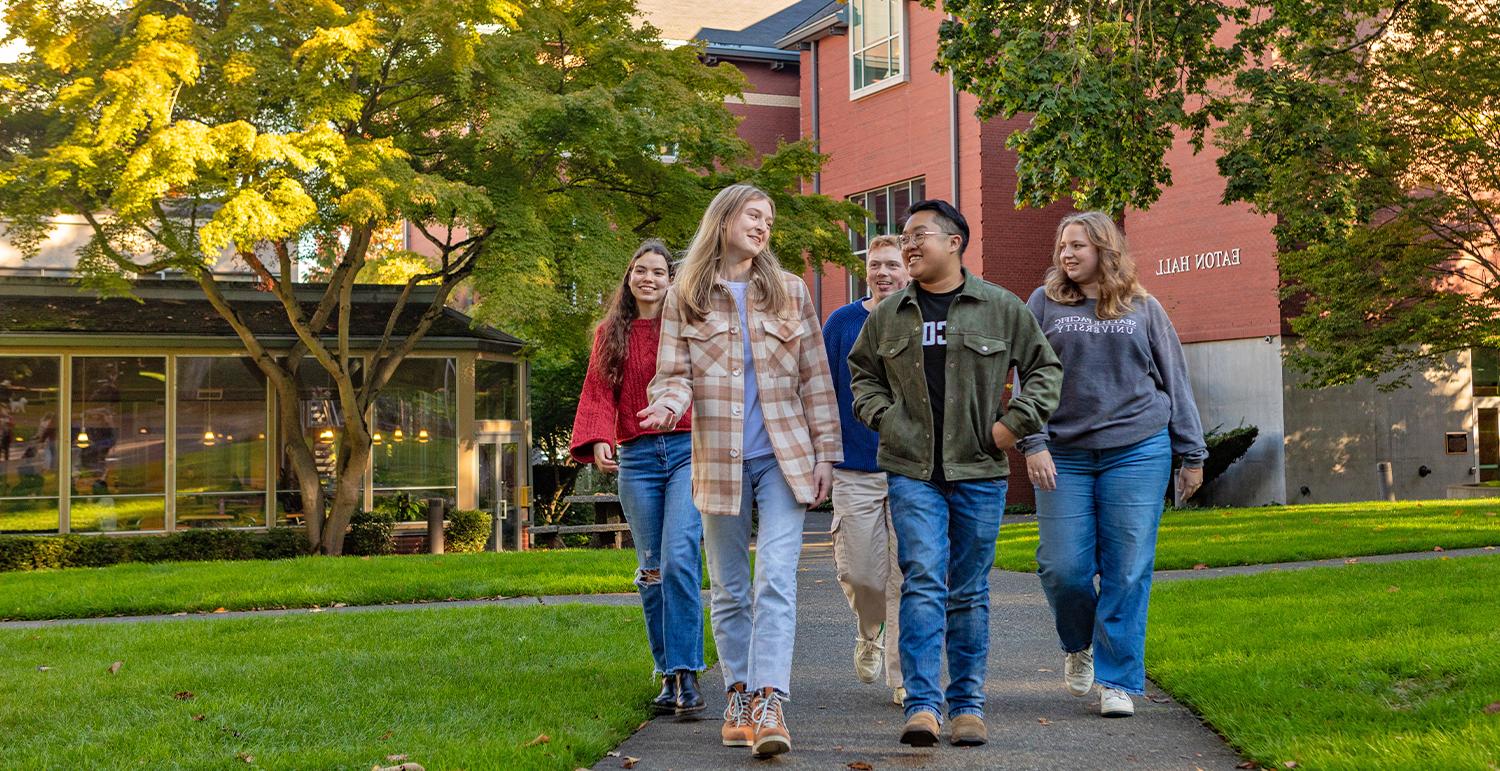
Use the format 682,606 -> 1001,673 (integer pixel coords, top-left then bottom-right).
648,271 -> 843,517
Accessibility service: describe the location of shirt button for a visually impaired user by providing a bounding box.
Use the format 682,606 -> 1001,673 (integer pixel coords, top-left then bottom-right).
981,345 -> 989,352
729,449 -> 740,458
732,406 -> 742,416
732,368 -> 742,376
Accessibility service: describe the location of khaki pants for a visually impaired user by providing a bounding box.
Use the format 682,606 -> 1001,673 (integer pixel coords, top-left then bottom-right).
830,468 -> 903,688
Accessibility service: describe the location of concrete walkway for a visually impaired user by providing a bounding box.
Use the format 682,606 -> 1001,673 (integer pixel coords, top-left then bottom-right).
592,512 -> 1249,771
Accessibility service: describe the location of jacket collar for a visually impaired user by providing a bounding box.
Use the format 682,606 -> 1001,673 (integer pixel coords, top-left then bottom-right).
894,268 -> 987,309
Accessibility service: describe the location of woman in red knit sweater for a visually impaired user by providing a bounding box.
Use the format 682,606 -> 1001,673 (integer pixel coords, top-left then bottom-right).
570,239 -> 705,716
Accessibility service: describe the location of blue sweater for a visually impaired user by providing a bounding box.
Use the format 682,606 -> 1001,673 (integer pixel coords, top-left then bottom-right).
823,299 -> 881,472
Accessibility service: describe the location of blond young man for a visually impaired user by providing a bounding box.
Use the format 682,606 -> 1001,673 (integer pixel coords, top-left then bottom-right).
821,235 -> 910,705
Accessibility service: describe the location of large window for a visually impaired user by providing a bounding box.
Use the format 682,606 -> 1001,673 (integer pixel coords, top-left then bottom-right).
0,357 -> 62,533
850,0 -> 905,95
372,358 -> 457,509
1474,348 -> 1499,397
176,357 -> 268,528
70,357 -> 167,532
848,178 -> 925,300
275,359 -> 362,525
476,359 -> 520,421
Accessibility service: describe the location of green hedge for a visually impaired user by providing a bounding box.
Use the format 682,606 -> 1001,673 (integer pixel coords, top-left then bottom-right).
345,509 -> 397,556
0,528 -> 307,573
446,509 -> 492,553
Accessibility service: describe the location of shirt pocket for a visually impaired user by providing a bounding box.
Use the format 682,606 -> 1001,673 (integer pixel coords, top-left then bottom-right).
682,318 -> 732,378
761,317 -> 805,378
876,333 -> 918,393
960,333 -> 1008,392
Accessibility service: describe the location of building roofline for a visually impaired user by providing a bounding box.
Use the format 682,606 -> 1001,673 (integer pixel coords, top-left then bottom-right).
775,5 -> 846,50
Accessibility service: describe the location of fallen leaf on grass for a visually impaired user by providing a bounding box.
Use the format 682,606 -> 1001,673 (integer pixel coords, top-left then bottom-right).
174,691 -> 195,700
385,755 -> 407,762
1283,762 -> 1298,769
1433,546 -> 1444,552
1192,563 -> 1208,570
847,762 -> 873,770
1484,701 -> 1500,714
108,661 -> 123,674
636,720 -> 650,731
1236,763 -> 1257,769
192,714 -> 205,721
213,607 -> 228,613
379,730 -> 393,740
36,665 -> 50,672
1344,558 -> 1358,565
1387,586 -> 1400,593
333,602 -> 348,608
374,764 -> 424,771
1037,717 -> 1052,725
523,734 -> 550,748
1486,545 -> 1496,550
236,752 -> 253,763
620,757 -> 640,769
606,751 -> 621,758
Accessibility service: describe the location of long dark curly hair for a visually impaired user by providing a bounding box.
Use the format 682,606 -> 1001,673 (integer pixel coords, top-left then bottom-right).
596,238 -> 675,391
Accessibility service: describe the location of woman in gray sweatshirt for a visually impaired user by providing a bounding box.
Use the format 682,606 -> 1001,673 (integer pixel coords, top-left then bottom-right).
1018,211 -> 1207,719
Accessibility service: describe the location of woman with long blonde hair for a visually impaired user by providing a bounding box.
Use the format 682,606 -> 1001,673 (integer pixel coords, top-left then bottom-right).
570,238 -> 706,716
1018,211 -> 1207,718
639,183 -> 842,758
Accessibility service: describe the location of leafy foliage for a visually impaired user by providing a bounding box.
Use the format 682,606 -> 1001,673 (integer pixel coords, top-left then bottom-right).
445,509 -> 492,553
930,0 -> 1500,386
0,528 -> 306,573
0,0 -> 858,551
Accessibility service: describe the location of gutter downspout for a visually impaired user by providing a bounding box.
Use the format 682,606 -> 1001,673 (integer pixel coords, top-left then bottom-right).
810,41 -> 823,318
949,69 -> 960,208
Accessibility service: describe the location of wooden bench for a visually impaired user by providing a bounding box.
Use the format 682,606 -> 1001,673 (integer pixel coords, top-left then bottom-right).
528,494 -> 631,549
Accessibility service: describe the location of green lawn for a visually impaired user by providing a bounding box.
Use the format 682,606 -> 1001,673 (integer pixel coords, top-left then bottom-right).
0,549 -> 664,621
0,604 -> 672,769
997,498 -> 1500,572
1148,555 -> 1500,770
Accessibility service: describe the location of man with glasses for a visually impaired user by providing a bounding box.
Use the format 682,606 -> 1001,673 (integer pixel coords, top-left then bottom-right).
848,199 -> 1061,748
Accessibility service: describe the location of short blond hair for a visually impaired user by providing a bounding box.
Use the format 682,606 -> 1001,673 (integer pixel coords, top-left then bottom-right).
867,234 -> 902,254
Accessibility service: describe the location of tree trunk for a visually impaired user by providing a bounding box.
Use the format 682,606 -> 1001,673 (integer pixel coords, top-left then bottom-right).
319,441 -> 370,555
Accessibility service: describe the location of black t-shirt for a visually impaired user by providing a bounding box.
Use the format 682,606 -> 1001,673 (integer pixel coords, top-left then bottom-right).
915,282 -> 962,482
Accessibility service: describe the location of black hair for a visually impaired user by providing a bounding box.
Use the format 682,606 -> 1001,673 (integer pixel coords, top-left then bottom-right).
906,199 -> 970,255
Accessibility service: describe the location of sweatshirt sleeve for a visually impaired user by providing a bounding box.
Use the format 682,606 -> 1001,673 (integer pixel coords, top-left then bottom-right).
569,329 -> 619,464
1147,297 -> 1208,467
998,294 -> 1062,441
1017,288 -> 1052,456
647,287 -> 694,419
848,304 -> 894,432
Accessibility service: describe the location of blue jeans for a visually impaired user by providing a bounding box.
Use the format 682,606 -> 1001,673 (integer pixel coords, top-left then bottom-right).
617,432 -> 705,675
701,456 -> 806,695
887,474 -> 1007,721
1034,429 -> 1171,695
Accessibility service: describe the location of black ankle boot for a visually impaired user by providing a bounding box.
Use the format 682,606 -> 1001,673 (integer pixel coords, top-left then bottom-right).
674,670 -> 705,716
650,675 -> 678,715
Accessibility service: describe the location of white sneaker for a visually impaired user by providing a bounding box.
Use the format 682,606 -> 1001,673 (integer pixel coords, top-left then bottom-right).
1064,646 -> 1094,696
892,686 -> 906,706
1100,687 -> 1135,717
854,636 -> 882,684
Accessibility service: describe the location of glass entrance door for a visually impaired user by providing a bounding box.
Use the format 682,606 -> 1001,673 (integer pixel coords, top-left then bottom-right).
477,436 -> 524,549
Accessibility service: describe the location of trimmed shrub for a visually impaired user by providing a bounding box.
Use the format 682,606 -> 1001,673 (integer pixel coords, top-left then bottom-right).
446,509 -> 492,553
345,509 -> 397,556
0,528 -> 310,573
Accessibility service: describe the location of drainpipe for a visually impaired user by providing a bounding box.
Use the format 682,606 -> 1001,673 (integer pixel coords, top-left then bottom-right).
810,40 -> 823,318
949,69 -> 960,208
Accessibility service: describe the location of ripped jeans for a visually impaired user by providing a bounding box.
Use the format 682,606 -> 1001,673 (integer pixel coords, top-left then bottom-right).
617,431 -> 706,674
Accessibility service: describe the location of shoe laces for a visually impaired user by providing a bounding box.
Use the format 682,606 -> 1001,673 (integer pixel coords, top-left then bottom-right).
750,690 -> 786,731
723,688 -> 751,726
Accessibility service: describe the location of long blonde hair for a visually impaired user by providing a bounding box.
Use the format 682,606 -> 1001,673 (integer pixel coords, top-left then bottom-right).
675,184 -> 791,322
1044,211 -> 1147,320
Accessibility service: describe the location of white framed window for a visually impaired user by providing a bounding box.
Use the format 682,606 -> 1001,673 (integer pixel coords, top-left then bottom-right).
847,177 -> 925,301
849,0 -> 907,98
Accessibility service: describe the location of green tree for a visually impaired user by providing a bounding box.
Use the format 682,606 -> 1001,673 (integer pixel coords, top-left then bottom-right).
930,0 -> 1499,386
0,0 -> 858,553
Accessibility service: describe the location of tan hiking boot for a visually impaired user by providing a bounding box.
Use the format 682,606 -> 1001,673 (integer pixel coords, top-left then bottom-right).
899,709 -> 940,747
749,687 -> 791,757
720,682 -> 752,747
949,713 -> 988,746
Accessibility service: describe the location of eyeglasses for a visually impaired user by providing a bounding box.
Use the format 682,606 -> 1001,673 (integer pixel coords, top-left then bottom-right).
897,230 -> 955,248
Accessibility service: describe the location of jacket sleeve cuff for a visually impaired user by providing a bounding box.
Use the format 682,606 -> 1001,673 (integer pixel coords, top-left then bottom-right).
999,413 -> 1037,446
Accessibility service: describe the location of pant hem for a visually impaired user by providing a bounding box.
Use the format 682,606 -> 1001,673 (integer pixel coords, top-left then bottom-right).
948,707 -> 984,719
1094,678 -> 1145,696
904,705 -> 941,723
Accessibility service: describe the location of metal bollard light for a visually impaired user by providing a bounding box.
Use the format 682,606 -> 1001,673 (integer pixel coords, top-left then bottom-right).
426,498 -> 445,554
1376,462 -> 1396,502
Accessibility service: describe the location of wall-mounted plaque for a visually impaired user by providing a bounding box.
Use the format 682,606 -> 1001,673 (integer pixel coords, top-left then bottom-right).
1446,432 -> 1469,454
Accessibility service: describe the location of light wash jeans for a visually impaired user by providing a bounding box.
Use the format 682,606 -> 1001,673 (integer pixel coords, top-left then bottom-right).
1034,429 -> 1172,695
616,432 -> 705,675
701,455 -> 807,695
887,474 -> 1007,721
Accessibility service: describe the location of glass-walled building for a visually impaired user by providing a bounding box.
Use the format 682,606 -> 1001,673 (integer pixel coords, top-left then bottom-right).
0,278 -> 531,548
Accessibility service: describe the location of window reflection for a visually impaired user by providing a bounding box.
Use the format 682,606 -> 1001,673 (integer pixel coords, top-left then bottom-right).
0,357 -> 62,533
276,359 -> 362,526
71,357 -> 166,532
176,357 -> 268,528
476,359 -> 520,421
373,357 -> 457,509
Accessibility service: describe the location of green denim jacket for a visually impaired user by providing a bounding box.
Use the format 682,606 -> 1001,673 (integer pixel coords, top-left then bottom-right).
847,271 -> 1062,482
